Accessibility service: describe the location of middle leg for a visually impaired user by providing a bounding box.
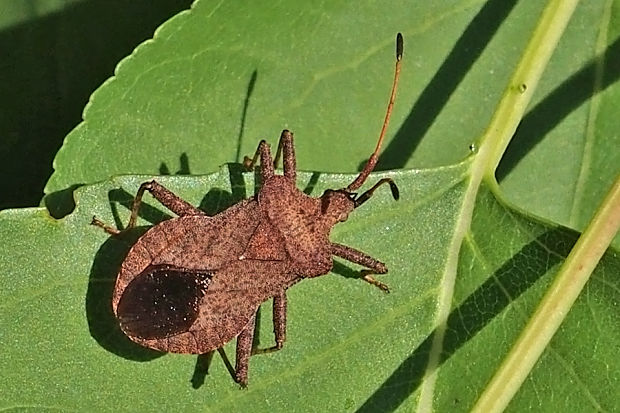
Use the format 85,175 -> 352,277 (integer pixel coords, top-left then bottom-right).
252,290 -> 288,355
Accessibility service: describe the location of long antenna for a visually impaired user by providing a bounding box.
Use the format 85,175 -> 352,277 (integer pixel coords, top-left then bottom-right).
347,33 -> 403,192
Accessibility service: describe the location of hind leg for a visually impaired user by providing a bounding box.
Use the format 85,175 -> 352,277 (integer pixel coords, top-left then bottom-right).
234,312 -> 257,387
92,180 -> 206,234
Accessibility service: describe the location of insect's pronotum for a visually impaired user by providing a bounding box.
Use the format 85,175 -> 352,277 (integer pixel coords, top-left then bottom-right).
92,33 -> 404,387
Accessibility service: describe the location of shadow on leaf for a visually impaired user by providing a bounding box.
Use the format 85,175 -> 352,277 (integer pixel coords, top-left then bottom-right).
86,226 -> 162,361
497,35 -> 620,180
356,227 -> 577,412
377,0 -> 520,170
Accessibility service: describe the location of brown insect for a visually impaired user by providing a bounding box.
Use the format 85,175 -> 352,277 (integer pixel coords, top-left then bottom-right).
92,33 -> 403,387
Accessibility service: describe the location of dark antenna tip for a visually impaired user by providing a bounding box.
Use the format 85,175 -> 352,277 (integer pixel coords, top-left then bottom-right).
396,33 -> 403,61
389,180 -> 400,201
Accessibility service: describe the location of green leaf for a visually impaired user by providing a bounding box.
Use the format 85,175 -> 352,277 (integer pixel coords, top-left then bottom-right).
1,165 -> 618,411
2,0 -> 619,411
41,0 -> 620,250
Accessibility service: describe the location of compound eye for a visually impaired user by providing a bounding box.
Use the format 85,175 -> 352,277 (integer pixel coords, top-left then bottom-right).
117,266 -> 212,340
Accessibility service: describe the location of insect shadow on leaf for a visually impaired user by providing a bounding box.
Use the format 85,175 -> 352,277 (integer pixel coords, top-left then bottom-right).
159,152 -> 191,176
87,225 -> 160,361
235,69 -> 258,164
44,184 -> 84,219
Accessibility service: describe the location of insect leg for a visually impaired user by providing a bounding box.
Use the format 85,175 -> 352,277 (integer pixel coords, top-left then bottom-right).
91,216 -> 121,235
243,140 -> 275,181
235,311 -> 257,387
252,290 -> 287,355
125,180 -> 206,228
91,180 -> 206,234
331,243 -> 390,293
273,130 -> 296,180
272,290 -> 287,349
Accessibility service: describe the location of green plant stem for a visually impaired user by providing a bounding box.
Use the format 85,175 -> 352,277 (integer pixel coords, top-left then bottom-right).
477,0 -> 580,178
472,173 -> 620,413
416,2 -> 580,411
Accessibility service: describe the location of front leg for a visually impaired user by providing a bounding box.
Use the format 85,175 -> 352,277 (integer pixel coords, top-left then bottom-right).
92,180 -> 206,235
331,243 -> 390,293
244,130 -> 298,182
273,130 -> 296,180
243,140 -> 274,181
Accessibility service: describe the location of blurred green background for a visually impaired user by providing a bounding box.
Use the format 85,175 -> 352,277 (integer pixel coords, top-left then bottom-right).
0,0 -> 193,209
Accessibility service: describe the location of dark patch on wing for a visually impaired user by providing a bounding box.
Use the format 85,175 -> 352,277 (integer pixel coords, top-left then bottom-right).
117,265 -> 212,340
